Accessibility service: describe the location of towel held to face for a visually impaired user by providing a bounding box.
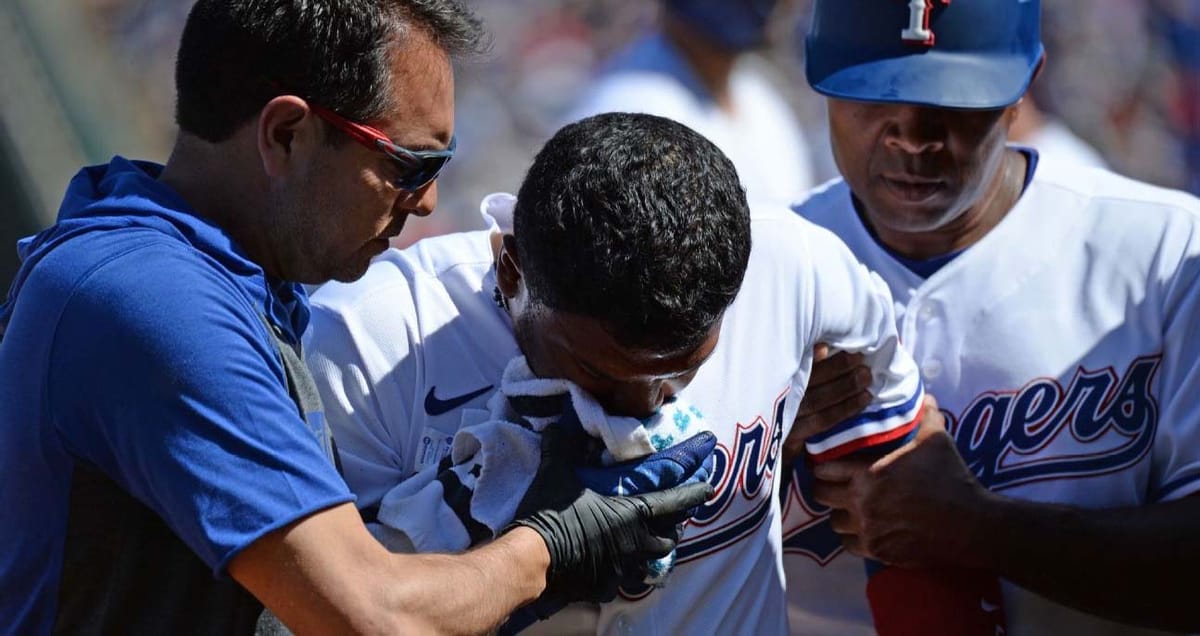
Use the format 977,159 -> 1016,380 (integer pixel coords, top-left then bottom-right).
370,355 -> 711,586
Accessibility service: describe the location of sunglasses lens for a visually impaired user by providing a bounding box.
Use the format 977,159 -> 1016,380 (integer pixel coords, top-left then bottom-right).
396,154 -> 451,191
374,137 -> 455,191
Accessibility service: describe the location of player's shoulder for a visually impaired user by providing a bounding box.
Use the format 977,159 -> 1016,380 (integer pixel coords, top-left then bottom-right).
746,194 -> 861,271
403,227 -> 497,278
1034,162 -> 1200,226
747,182 -> 858,245
1016,164 -> 1200,276
310,229 -> 494,320
747,196 -> 812,236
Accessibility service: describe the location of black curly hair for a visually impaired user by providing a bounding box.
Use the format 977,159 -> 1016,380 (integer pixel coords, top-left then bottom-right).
513,112 -> 753,353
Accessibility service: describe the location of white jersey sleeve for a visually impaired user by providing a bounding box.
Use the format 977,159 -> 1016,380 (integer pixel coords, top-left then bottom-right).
1149,199 -> 1200,502
304,229 -> 518,518
304,258 -> 425,509
750,206 -> 924,462
795,220 -> 925,462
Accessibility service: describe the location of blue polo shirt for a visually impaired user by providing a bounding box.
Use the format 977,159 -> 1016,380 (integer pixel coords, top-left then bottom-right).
0,157 -> 353,633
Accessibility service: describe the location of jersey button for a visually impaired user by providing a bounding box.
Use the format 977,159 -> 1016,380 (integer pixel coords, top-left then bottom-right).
917,303 -> 936,322
922,359 -> 943,380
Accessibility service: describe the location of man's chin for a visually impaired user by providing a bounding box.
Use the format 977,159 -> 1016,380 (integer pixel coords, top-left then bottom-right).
330,265 -> 371,284
323,256 -> 373,284
326,241 -> 393,283
863,194 -> 965,235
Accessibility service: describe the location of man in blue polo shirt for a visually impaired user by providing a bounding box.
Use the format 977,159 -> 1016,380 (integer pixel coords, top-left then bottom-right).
0,1 -> 711,633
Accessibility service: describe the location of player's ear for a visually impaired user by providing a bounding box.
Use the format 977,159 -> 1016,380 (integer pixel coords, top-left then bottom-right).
496,234 -> 523,301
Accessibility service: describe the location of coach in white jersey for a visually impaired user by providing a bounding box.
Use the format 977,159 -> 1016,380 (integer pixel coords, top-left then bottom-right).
305,113 -> 927,634
785,0 -> 1200,634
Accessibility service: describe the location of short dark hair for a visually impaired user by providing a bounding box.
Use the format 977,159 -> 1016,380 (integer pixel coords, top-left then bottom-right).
175,0 -> 486,142
513,112 -> 752,353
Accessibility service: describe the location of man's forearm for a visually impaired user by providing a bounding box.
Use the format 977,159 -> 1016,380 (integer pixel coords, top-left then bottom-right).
384,528 -> 549,634
236,433 -> 710,634
966,493 -> 1200,632
232,503 -> 549,636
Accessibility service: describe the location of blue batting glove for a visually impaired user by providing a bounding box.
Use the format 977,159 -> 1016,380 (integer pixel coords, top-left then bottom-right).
550,404 -> 717,497
545,402 -> 716,502
575,430 -> 717,497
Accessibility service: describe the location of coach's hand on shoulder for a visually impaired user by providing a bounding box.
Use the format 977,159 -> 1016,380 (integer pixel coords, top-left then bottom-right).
811,395 -> 995,568
784,344 -> 874,465
507,423 -> 714,605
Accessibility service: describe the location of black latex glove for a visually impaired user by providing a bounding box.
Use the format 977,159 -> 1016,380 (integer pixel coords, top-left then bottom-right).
507,423 -> 714,605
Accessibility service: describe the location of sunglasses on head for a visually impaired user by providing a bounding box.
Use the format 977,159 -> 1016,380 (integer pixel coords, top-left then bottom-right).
307,102 -> 456,192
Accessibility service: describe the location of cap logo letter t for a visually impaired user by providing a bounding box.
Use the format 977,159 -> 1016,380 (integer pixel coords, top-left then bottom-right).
901,0 -> 950,46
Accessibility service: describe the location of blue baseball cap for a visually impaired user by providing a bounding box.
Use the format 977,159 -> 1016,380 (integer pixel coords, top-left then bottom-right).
806,0 -> 1044,110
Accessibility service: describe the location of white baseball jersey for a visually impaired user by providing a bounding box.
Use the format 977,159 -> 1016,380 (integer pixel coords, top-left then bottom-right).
304,198 -> 923,635
567,32 -> 816,207
785,159 -> 1200,636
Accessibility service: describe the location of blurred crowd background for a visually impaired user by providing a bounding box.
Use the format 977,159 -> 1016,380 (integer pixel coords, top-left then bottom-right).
2,0 -> 1199,293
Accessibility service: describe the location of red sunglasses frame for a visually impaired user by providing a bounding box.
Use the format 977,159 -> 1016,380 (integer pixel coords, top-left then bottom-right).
307,102 -> 456,191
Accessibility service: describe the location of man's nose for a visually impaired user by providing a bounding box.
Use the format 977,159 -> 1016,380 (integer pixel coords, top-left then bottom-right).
883,106 -> 946,154
396,180 -> 438,218
607,381 -> 669,420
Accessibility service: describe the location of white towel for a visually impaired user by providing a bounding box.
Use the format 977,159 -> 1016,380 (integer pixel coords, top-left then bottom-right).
373,355 -> 705,580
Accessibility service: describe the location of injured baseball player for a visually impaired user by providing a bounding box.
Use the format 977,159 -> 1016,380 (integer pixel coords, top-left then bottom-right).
304,112 -> 941,634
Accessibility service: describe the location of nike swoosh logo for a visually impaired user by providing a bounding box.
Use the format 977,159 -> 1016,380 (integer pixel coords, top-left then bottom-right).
424,384 -> 494,416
